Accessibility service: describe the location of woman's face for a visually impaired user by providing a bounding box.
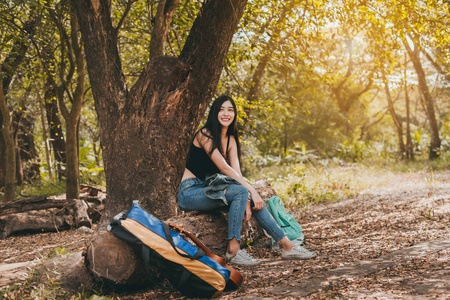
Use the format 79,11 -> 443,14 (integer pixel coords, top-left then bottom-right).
217,100 -> 235,128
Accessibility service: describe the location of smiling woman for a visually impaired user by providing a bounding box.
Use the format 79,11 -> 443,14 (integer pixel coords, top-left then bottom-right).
177,95 -> 317,267
218,100 -> 235,128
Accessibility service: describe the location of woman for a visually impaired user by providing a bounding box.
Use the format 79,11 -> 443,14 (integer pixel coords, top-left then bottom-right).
177,95 -> 316,266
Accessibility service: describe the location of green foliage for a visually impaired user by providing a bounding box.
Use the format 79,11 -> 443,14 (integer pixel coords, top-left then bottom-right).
16,180 -> 65,199
49,246 -> 68,257
251,161 -> 364,207
247,151 -> 449,209
2,0 -> 450,200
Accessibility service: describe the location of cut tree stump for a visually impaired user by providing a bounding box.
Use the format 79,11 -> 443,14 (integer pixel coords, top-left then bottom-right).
85,179 -> 278,285
85,231 -> 152,285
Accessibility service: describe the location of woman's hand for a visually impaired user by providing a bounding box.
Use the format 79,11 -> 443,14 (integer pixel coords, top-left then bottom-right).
250,190 -> 264,210
243,201 -> 252,222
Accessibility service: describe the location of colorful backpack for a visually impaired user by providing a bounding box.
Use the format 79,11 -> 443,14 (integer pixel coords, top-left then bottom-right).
109,203 -> 233,298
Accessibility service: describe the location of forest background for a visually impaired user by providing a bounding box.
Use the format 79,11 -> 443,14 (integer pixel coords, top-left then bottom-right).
1,0 -> 449,209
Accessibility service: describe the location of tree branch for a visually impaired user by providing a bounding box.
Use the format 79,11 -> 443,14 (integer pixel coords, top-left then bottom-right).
113,0 -> 138,39
421,48 -> 450,82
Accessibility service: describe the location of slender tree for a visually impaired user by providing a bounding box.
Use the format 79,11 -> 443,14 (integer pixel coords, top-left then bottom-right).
0,71 -> 15,201
403,37 -> 441,159
404,55 -> 414,160
45,3 -> 86,199
0,6 -> 38,195
383,72 -> 406,159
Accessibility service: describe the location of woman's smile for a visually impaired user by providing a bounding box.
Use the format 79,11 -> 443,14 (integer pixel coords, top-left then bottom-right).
218,100 -> 235,127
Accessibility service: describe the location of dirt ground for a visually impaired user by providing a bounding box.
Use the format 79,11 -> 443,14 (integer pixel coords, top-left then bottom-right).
1,170 -> 449,299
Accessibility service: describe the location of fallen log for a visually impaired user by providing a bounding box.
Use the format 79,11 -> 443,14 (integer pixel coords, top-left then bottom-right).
0,197 -> 92,239
0,196 -> 69,216
0,260 -> 36,288
0,209 -> 68,239
85,179 -> 278,285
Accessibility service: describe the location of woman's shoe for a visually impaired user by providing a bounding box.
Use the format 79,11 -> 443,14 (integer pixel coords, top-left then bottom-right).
226,249 -> 261,266
282,245 -> 316,260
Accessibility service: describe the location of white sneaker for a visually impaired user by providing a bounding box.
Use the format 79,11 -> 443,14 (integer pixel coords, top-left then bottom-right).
282,245 -> 316,260
273,238 -> 303,250
292,238 -> 304,246
226,249 -> 261,266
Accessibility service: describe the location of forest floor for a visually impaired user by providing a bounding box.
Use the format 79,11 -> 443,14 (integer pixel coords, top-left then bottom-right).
0,168 -> 449,299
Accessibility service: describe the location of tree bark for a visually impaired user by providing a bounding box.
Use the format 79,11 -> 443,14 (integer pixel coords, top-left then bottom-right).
0,209 -> 66,239
244,54 -> 270,131
72,0 -> 248,227
40,27 -> 68,179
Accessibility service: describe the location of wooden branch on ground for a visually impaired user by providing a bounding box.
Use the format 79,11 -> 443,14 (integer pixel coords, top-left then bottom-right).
0,196 -> 93,239
0,196 -> 71,216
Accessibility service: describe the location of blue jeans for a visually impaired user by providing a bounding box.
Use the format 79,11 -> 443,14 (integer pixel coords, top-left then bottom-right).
177,178 -> 285,242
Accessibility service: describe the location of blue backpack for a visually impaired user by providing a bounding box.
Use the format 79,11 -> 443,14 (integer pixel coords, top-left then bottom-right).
109,204 -> 231,298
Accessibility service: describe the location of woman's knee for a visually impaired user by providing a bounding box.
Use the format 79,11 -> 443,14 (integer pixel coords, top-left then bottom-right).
231,184 -> 249,197
225,184 -> 249,202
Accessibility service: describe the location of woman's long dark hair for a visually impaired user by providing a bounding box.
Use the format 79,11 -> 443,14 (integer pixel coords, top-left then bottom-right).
201,95 -> 241,161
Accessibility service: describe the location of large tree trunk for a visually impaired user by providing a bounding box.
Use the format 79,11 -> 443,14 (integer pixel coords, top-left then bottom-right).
73,0 -> 248,227
403,38 -> 441,159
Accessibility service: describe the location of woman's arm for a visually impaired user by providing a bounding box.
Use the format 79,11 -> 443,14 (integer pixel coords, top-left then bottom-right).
228,136 -> 243,177
198,132 -> 264,210
227,136 -> 256,221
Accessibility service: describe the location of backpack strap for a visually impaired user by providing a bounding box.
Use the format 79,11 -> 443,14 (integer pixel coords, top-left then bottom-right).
168,223 -> 243,289
161,222 -> 204,259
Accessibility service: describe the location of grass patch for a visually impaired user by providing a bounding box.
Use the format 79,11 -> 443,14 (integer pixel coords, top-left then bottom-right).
15,180 -> 66,200
248,155 -> 450,208
250,162 -> 375,207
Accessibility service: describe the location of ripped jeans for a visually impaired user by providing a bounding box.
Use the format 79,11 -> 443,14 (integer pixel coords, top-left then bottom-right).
177,178 -> 285,242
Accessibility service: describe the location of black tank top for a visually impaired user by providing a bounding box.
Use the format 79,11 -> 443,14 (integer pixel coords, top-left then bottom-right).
186,135 -> 230,180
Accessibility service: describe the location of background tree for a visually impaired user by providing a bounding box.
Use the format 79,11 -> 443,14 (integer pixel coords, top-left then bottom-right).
44,2 -> 86,199
0,72 -> 15,201
0,2 -> 39,199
